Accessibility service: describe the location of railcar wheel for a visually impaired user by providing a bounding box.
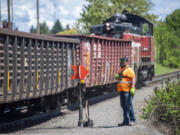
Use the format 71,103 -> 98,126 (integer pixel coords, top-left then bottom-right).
0,105 -> 5,115
112,83 -> 117,93
40,97 -> 50,113
56,95 -> 62,108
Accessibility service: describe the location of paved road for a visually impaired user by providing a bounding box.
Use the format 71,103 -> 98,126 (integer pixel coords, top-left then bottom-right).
7,85 -> 164,135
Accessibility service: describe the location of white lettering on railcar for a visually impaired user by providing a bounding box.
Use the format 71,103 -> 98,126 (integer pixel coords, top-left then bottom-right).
85,41 -> 90,52
132,42 -> 141,47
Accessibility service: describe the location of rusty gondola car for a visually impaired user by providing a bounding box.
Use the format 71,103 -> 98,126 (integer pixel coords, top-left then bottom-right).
53,34 -> 132,88
0,28 -> 80,112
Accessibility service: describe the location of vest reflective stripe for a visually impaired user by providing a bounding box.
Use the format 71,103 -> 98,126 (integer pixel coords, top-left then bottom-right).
118,81 -> 132,84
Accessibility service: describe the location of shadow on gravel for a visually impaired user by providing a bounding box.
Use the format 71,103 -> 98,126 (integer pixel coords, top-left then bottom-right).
95,126 -> 118,128
24,126 -> 75,131
0,110 -> 67,133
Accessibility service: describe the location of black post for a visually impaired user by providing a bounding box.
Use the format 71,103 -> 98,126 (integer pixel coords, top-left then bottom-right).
0,0 -> 2,28
7,0 -> 11,29
37,0 -> 40,34
78,81 -> 84,127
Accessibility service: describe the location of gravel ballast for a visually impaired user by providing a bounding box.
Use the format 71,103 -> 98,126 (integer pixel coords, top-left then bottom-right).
8,85 -> 165,135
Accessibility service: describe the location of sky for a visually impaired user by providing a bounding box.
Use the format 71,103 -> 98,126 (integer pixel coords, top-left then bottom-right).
0,0 -> 180,32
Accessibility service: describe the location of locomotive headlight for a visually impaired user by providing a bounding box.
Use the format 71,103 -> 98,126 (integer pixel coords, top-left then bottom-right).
105,22 -> 111,31
106,27 -> 110,31
105,22 -> 110,27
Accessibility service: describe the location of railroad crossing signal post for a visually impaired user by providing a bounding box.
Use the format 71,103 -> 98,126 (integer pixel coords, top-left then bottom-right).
71,65 -> 93,127
78,80 -> 84,127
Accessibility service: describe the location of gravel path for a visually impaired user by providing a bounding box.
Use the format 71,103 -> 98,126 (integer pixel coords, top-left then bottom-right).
7,85 -> 164,135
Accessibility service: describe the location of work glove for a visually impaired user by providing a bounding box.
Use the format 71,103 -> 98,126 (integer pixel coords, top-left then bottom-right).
115,74 -> 120,79
130,87 -> 135,95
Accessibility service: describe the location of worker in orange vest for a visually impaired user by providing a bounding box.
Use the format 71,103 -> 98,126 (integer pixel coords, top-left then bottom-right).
115,57 -> 136,126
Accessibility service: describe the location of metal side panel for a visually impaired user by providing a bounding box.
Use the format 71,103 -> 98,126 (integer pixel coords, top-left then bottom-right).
45,42 -> 50,96
39,40 -> 44,97
65,43 -> 69,89
19,38 -> 25,100
55,42 -> 60,93
107,40 -> 111,83
89,39 -> 94,87
33,40 -> 38,97
51,42 -> 55,94
26,39 -> 32,99
12,37 -> 18,101
60,43 -> 64,92
94,39 -> 98,86
71,44 -> 75,87
109,41 -> 114,83
3,35 -> 9,102
99,39 -> 104,85
103,40 -> 107,85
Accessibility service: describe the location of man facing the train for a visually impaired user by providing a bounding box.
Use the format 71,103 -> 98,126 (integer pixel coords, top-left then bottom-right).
115,57 -> 136,126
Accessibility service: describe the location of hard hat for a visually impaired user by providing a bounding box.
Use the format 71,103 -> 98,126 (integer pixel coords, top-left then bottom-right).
120,57 -> 128,62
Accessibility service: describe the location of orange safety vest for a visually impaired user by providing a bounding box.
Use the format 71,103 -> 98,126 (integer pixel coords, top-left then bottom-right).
116,65 -> 135,92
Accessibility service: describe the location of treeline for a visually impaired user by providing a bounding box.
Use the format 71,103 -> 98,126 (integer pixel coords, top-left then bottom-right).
154,9 -> 180,68
29,19 -> 70,34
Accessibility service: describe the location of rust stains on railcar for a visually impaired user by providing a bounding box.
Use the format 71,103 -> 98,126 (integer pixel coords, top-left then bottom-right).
53,34 -> 132,88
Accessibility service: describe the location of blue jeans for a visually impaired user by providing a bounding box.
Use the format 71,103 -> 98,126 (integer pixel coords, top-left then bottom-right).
120,92 -> 136,124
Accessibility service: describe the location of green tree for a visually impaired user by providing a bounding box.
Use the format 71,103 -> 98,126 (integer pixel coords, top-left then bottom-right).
166,9 -> 180,38
51,19 -> 63,34
78,0 -> 111,33
29,21 -> 50,34
40,22 -> 50,34
29,25 -> 36,33
154,9 -> 180,68
78,0 -> 157,33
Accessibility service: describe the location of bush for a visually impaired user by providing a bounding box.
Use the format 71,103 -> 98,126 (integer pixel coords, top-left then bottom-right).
142,80 -> 180,135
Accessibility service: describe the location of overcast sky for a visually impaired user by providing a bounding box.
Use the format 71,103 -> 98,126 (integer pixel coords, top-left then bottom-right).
1,0 -> 180,32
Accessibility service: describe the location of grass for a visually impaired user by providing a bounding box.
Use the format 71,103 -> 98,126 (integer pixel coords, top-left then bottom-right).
155,63 -> 180,75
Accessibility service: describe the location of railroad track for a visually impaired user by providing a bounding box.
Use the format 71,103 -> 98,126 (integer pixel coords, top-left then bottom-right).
145,70 -> 180,86
0,86 -> 116,133
0,70 -> 180,133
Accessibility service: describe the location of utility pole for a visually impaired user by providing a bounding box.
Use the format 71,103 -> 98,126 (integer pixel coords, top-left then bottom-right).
7,0 -> 11,29
11,0 -> 13,29
0,0 -> 2,28
37,0 -> 40,34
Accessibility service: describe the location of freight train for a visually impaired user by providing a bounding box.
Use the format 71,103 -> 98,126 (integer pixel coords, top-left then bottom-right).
0,13 -> 154,113
54,12 -> 155,86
